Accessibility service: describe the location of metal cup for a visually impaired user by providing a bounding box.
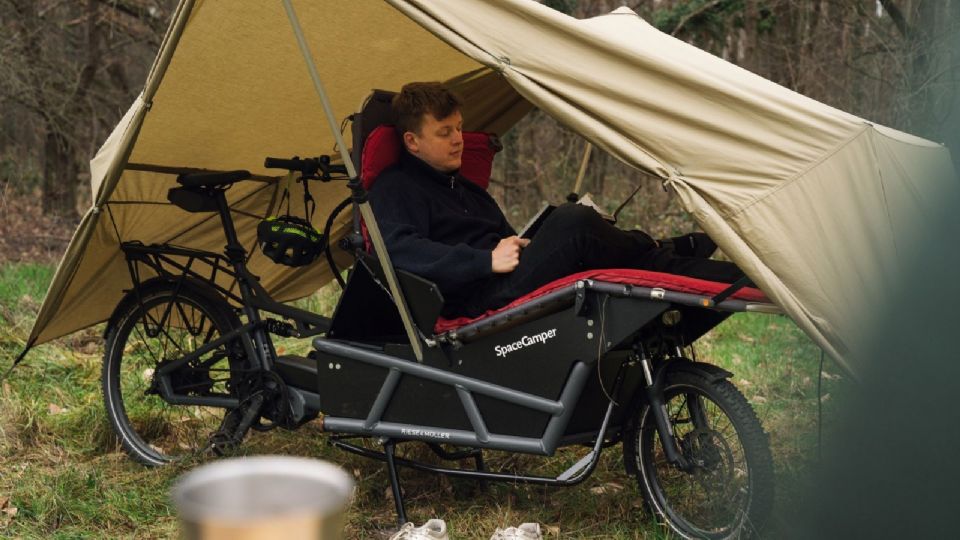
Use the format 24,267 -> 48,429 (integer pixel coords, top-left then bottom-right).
171,456 -> 354,540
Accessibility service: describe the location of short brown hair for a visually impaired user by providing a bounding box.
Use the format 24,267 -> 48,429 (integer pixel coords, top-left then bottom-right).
393,82 -> 462,135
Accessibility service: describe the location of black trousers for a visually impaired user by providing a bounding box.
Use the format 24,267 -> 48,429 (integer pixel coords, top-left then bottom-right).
456,203 -> 744,317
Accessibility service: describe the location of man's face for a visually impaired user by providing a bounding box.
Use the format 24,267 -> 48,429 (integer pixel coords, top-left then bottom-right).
403,110 -> 463,173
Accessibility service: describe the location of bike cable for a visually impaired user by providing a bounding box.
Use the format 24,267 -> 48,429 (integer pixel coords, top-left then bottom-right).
323,196 -> 352,289
596,294 -> 620,407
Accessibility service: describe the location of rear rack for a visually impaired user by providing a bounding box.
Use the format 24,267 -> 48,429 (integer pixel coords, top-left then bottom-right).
121,241 -> 245,304
120,241 -> 331,336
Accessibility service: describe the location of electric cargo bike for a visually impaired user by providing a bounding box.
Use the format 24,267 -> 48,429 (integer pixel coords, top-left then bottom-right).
101,92 -> 779,539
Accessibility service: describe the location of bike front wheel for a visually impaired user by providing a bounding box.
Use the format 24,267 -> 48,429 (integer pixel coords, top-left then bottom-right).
626,368 -> 774,539
102,279 -> 248,466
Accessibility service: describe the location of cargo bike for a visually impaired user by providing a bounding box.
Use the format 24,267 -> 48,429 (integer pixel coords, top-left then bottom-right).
100,94 -> 779,539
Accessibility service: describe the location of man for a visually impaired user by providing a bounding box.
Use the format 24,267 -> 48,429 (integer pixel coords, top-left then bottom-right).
368,82 -> 743,318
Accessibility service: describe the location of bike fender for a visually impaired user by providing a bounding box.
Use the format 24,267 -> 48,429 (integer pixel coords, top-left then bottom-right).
102,276 -> 227,339
666,360 -> 733,383
650,359 -> 733,391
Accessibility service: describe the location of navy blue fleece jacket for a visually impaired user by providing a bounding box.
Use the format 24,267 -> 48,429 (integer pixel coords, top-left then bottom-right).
367,151 -> 515,309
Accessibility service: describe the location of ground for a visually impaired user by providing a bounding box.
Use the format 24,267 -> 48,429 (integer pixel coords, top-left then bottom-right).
0,189 -> 844,538
0,186 -> 76,265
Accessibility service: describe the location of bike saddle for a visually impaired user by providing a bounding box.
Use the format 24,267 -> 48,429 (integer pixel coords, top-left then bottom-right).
177,170 -> 251,188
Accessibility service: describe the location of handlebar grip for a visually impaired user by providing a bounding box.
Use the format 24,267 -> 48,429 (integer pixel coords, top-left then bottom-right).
264,157 -> 303,170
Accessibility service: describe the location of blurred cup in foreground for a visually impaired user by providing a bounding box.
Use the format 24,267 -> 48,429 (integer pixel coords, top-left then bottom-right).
171,456 -> 354,540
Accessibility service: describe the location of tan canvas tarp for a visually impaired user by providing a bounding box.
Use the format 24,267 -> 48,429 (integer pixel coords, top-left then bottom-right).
27,0 -> 529,345
27,0 -> 958,376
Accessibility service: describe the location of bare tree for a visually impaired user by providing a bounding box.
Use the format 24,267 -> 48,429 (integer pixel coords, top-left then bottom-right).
0,0 -> 170,219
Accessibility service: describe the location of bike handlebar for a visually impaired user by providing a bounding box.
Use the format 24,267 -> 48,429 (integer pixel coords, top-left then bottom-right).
263,156 -> 348,179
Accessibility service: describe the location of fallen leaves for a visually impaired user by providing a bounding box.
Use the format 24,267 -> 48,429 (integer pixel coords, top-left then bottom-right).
47,403 -> 68,415
0,189 -> 76,265
821,371 -> 842,381
0,496 -> 18,526
589,481 -> 624,495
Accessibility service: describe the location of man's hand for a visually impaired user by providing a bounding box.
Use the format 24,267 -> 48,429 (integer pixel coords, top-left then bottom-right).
492,236 -> 530,273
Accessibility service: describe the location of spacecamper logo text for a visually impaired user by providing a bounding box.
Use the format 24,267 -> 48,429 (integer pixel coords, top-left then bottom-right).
494,328 -> 558,358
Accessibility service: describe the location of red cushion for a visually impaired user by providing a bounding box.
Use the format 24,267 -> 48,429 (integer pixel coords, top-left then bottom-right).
459,133 -> 496,189
361,126 -> 401,190
361,125 -> 499,190
434,269 -> 770,333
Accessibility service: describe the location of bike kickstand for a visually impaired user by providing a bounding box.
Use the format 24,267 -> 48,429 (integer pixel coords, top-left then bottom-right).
383,439 -> 407,527
474,450 -> 489,491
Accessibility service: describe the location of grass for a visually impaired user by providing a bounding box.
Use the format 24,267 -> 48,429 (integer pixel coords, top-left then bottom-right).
0,261 -> 842,538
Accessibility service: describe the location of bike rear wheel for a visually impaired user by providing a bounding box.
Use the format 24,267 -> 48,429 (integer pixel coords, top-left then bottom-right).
102,280 -> 248,466
627,368 -> 774,539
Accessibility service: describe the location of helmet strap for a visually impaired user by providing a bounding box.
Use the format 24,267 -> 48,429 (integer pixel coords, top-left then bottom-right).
277,172 -> 294,217
301,176 -> 316,224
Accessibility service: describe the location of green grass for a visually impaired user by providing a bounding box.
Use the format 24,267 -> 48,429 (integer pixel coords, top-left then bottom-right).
0,263 -> 54,308
0,262 -> 843,538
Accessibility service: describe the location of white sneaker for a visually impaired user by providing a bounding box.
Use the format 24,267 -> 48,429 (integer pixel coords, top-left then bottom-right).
490,522 -> 543,540
389,519 -> 449,540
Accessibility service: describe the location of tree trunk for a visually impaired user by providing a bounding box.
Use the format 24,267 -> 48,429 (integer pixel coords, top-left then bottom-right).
741,0 -> 761,73
42,129 -> 78,218
908,0 -> 941,139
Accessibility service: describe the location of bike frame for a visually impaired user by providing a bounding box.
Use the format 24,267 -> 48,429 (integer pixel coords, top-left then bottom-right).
120,185 -> 330,407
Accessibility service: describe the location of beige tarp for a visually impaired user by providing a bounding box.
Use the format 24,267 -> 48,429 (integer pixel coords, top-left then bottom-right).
27,0 -> 958,376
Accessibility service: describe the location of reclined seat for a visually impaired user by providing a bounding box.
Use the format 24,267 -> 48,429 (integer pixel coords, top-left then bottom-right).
332,90 -> 776,348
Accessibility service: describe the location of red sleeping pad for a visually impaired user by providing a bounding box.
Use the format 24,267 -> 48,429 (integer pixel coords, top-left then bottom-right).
434,268 -> 770,334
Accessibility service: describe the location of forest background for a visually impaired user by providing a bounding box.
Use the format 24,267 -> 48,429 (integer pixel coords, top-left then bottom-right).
1,0 -> 959,251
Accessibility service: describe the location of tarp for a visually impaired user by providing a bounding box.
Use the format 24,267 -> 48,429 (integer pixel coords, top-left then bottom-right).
26,0 -> 958,376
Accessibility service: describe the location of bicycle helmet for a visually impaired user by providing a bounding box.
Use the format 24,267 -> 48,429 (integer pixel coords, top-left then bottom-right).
257,215 -> 326,267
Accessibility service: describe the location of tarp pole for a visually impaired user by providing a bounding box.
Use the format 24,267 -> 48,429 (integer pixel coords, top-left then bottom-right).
281,0 -> 425,362
572,142 -> 592,197
0,338 -> 36,384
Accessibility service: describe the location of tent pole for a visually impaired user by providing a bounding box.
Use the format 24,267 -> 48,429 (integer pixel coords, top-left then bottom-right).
281,0 -> 424,362
572,142 -> 593,197
0,338 -> 36,385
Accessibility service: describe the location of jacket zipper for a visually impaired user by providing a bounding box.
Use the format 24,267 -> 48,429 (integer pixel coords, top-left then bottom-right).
451,176 -> 468,213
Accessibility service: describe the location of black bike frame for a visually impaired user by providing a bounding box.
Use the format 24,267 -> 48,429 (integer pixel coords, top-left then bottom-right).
120,186 -> 331,407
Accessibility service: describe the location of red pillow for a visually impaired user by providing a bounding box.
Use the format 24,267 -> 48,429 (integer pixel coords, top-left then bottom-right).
361,125 -> 499,190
